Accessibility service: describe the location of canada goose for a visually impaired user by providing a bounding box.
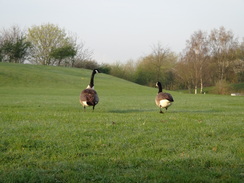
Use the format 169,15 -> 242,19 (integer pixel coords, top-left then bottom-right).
155,81 -> 174,113
80,69 -> 99,111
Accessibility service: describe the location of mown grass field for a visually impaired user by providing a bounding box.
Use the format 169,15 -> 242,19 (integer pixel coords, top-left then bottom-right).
0,62 -> 243,182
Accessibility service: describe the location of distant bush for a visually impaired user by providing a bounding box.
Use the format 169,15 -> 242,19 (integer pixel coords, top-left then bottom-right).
98,64 -> 111,74
74,60 -> 99,69
214,80 -> 232,95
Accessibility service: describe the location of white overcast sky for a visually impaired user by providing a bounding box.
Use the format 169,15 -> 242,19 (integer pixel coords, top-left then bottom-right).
1,0 -> 244,63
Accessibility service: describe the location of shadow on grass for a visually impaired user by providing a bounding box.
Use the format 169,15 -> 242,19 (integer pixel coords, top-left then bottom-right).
109,109 -> 155,113
108,109 -> 221,114
170,109 -> 222,113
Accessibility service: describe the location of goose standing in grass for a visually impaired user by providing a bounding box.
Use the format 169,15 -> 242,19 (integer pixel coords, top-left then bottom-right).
80,69 -> 99,111
155,81 -> 174,113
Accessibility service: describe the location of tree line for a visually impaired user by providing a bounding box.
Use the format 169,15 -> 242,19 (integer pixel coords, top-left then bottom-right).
108,27 -> 244,94
1,24 -> 243,94
0,24 -> 93,67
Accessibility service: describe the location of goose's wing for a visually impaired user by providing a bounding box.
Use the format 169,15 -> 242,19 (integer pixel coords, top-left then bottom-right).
80,89 -> 99,105
156,92 -> 174,102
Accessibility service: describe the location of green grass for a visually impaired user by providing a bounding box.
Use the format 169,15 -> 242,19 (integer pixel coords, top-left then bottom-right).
231,83 -> 244,93
0,62 -> 244,182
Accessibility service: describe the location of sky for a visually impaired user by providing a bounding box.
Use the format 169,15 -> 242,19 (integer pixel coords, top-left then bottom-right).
1,0 -> 244,64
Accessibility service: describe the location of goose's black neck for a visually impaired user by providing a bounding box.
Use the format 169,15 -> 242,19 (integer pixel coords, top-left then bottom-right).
157,82 -> 163,93
89,69 -> 98,88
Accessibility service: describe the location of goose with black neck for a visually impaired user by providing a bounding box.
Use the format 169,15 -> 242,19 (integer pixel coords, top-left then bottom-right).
155,81 -> 174,113
80,69 -> 100,111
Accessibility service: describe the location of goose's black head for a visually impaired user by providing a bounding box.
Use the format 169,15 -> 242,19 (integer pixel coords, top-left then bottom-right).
156,81 -> 161,88
93,69 -> 100,75
156,81 -> 163,93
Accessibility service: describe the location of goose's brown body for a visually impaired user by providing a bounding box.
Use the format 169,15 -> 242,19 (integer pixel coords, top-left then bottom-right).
80,69 -> 99,111
155,81 -> 174,113
80,88 -> 99,109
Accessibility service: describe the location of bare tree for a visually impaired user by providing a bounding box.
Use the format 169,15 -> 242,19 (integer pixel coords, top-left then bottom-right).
177,27 -> 241,93
74,41 -> 94,67
174,56 -> 194,93
208,27 -> 239,81
62,32 -> 93,67
135,43 -> 177,86
178,30 -> 209,94
151,43 -> 171,81
109,59 -> 136,82
232,38 -> 244,82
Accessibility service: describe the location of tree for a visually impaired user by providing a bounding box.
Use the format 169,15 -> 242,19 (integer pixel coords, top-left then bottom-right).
135,43 -> 177,87
208,27 -> 239,81
27,23 -> 71,65
75,41 -> 93,62
62,33 -> 94,67
174,56 -> 194,92
98,63 -> 111,74
0,25 -> 31,63
177,27 -> 241,93
74,59 -> 99,69
50,45 -> 76,66
109,60 -> 137,82
180,30 -> 209,94
235,39 -> 244,82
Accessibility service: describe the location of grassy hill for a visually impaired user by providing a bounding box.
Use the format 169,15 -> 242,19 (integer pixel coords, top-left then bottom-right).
0,62 -> 243,182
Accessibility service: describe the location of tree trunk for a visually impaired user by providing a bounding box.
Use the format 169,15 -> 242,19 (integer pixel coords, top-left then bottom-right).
58,59 -> 62,66
194,85 -> 198,94
200,78 -> 203,94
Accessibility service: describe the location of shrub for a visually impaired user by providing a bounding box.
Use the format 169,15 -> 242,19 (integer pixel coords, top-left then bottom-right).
214,80 -> 232,95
